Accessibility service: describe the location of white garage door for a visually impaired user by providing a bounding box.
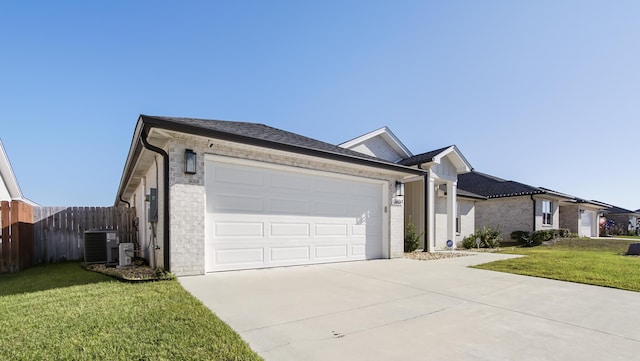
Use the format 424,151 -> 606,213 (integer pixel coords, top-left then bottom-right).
580,210 -> 594,237
204,156 -> 386,272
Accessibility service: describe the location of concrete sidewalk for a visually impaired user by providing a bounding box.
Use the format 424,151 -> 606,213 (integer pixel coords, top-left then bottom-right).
179,254 -> 640,361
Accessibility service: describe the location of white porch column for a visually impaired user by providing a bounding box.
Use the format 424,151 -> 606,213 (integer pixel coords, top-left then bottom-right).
426,175 -> 435,252
446,181 -> 457,249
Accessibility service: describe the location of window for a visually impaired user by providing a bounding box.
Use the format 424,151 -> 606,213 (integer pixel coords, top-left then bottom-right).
542,200 -> 552,225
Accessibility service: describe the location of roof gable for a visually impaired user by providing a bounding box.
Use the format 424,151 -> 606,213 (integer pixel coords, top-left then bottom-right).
339,127 -> 412,162
399,145 -> 472,174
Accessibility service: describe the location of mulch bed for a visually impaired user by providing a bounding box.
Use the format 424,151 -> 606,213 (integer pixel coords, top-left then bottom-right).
404,248 -> 501,261
82,261 -> 174,282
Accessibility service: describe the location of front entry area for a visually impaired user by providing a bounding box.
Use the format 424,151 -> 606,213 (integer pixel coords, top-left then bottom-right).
204,156 -> 386,272
580,210 -> 596,237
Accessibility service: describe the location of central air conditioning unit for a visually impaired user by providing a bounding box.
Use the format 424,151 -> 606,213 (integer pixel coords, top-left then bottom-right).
84,229 -> 119,265
118,243 -> 134,268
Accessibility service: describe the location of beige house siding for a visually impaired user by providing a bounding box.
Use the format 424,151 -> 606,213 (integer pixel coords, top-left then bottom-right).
475,196 -> 534,238
348,135 -> 405,162
125,154 -> 167,270
559,204 -> 580,234
457,199 -> 475,243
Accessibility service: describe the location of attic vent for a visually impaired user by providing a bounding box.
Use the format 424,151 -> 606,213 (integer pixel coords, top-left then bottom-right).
84,230 -> 119,264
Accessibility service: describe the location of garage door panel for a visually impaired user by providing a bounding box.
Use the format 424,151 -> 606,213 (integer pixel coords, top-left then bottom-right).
315,224 -> 348,237
216,248 -> 264,265
270,223 -> 310,237
270,247 -> 310,262
270,198 -> 310,214
212,194 -> 264,213
205,159 -> 385,272
215,166 -> 265,186
315,201 -> 350,216
215,222 -> 264,237
352,244 -> 366,256
270,174 -> 310,191
315,245 -> 348,259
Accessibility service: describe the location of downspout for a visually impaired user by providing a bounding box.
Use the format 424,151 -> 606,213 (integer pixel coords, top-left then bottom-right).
530,195 -> 536,234
119,197 -> 131,208
423,171 -> 430,252
140,128 -> 171,272
418,164 -> 433,252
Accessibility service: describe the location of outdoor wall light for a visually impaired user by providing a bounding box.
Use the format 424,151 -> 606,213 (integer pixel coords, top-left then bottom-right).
185,149 -> 197,174
395,181 -> 405,197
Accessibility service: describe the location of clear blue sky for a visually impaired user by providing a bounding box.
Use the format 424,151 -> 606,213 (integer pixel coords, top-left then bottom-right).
1,1 -> 638,210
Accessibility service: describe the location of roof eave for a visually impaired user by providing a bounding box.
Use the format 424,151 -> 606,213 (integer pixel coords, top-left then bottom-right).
143,116 -> 425,175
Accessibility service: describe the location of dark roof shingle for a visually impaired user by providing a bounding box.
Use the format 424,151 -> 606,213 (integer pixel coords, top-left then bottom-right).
142,115 -> 389,162
457,171 -> 544,198
398,146 -> 451,166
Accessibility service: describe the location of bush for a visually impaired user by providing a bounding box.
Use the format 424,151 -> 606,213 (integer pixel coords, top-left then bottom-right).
461,226 -> 502,249
510,230 -> 533,247
461,235 -> 477,249
404,218 -> 423,252
530,229 -> 571,245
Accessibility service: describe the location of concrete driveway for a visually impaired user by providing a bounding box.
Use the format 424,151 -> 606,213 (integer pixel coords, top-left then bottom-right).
179,254 -> 640,361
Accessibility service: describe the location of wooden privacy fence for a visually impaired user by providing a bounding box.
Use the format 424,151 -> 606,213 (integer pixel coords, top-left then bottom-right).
0,200 -> 34,273
1,203 -> 135,273
33,206 -> 136,265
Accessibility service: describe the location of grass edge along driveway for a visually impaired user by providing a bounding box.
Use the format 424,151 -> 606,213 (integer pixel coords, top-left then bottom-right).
0,263 -> 263,361
474,238 -> 640,292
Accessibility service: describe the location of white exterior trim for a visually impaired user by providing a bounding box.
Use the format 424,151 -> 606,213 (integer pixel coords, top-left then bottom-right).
339,127 -> 413,161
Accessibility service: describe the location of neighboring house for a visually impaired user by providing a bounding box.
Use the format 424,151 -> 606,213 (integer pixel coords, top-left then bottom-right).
340,128 -> 475,250
0,139 -> 35,205
601,205 -> 639,235
457,171 -> 607,238
116,116 -> 424,276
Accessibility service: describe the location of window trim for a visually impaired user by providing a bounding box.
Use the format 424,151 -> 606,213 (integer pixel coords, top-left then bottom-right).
542,200 -> 552,226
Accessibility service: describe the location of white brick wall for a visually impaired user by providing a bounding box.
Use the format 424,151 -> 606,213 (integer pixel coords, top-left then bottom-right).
390,203 -> 404,258
169,183 -> 205,276
456,199 -> 475,243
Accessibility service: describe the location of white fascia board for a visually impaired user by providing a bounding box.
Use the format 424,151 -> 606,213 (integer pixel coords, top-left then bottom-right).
339,126 -> 413,158
0,139 -> 24,200
433,146 -> 472,173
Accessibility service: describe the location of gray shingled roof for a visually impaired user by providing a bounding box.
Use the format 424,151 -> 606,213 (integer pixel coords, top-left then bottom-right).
398,146 -> 451,166
142,115 -> 392,163
457,171 -> 545,198
605,205 -> 638,215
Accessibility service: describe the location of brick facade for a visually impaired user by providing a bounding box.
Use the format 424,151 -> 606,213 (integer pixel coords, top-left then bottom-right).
475,196 -> 534,239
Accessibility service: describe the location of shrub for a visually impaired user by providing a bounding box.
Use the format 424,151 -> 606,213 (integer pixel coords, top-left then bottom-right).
510,230 -> 533,247
461,226 -> 502,249
461,235 -> 477,249
404,218 -> 423,252
530,229 -> 571,245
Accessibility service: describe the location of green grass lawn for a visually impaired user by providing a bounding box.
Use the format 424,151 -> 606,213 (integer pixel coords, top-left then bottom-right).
616,235 -> 640,240
474,238 -> 640,292
0,263 -> 262,361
